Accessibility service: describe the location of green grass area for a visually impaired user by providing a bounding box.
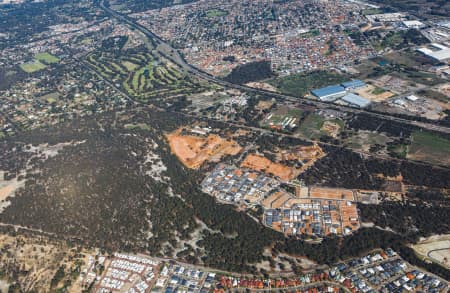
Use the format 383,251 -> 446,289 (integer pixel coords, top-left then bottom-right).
122,61 -> 139,71
205,9 -> 228,18
388,143 -> 408,159
124,123 -> 151,130
20,61 -> 47,73
372,29 -> 429,52
372,87 -> 386,95
383,51 -> 437,68
86,50 -> 206,102
268,71 -> 348,97
408,131 -> 450,165
35,52 -> 60,64
346,131 -> 391,151
328,118 -> 345,129
374,32 -> 403,51
81,38 -> 93,45
299,29 -> 320,38
297,113 -> 325,139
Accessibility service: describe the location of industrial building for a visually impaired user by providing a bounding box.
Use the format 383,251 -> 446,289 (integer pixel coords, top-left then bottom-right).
341,79 -> 366,89
402,20 -> 425,29
311,85 -> 346,102
417,43 -> 450,62
341,93 -> 371,108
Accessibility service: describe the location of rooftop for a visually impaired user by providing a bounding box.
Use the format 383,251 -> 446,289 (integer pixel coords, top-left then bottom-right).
341,80 -> 366,89
341,93 -> 371,108
311,85 -> 346,98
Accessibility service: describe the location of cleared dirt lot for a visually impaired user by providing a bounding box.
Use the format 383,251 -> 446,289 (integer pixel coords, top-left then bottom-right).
309,187 -> 355,200
355,84 -> 395,102
241,154 -> 295,181
0,171 -> 24,212
412,235 -> 450,269
166,129 -> 242,169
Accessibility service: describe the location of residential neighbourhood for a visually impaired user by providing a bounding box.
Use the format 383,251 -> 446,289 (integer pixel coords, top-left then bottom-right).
0,0 -> 449,292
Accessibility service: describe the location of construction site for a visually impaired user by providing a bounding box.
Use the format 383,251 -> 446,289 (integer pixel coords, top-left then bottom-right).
241,144 -> 326,182
166,128 -> 242,169
262,186 -> 359,237
200,162 -> 361,237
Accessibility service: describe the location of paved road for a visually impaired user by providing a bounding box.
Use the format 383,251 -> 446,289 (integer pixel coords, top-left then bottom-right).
229,280 -> 352,292
98,0 -> 450,135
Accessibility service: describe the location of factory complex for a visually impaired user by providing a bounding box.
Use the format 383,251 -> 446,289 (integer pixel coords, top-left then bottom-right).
311,80 -> 372,108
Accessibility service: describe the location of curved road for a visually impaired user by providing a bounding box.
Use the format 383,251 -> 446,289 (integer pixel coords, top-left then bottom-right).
98,0 -> 450,135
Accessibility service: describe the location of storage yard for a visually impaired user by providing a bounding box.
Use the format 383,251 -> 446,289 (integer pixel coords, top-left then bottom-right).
260,106 -> 303,131
166,128 -> 242,169
387,95 -> 446,120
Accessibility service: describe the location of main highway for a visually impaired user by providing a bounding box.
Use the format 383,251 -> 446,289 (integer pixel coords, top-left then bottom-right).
99,0 -> 450,135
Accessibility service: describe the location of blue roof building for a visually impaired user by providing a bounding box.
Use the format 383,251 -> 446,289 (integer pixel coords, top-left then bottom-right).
341,79 -> 366,89
311,85 -> 346,102
341,93 -> 371,108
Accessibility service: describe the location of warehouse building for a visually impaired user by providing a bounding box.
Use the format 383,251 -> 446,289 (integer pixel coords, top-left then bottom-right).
341,93 -> 371,108
417,43 -> 450,62
341,79 -> 366,89
311,85 -> 346,102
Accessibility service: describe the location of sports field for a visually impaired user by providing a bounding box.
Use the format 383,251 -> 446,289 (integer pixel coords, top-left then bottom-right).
20,61 -> 47,73
35,52 -> 60,64
205,9 -> 228,18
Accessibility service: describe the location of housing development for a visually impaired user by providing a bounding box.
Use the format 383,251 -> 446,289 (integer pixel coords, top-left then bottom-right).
0,0 -> 449,292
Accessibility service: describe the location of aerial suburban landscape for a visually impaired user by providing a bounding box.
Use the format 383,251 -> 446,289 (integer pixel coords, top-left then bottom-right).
0,0 -> 449,292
